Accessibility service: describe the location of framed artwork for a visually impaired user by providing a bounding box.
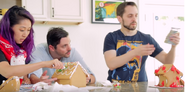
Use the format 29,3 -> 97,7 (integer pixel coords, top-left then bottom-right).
91,0 -> 125,24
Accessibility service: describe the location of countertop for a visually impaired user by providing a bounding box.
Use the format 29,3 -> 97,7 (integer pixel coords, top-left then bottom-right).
88,82 -> 184,92
19,82 -> 184,92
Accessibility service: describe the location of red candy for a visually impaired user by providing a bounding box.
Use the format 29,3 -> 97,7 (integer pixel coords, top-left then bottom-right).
162,66 -> 166,70
176,76 -> 179,81
176,69 -> 180,74
155,69 -> 159,74
171,65 -> 176,71
161,81 -> 164,86
170,82 -> 177,87
114,84 -> 117,87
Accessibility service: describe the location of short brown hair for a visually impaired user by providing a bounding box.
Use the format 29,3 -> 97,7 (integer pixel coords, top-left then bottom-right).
47,27 -> 68,49
116,2 -> 137,17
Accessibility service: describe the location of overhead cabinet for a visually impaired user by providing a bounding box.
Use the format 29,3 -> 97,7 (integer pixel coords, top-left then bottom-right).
51,0 -> 83,20
22,0 -> 83,25
22,0 -> 47,19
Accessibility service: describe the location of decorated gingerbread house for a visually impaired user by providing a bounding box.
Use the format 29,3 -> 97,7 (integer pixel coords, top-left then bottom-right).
0,76 -> 20,91
155,64 -> 184,87
52,62 -> 89,87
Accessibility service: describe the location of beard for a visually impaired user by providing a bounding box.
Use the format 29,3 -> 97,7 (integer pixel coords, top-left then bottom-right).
54,49 -> 71,58
122,19 -> 137,30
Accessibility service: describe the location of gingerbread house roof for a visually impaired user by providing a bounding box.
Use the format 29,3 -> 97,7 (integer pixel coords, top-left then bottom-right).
155,64 -> 182,76
0,76 -> 20,91
52,62 -> 89,79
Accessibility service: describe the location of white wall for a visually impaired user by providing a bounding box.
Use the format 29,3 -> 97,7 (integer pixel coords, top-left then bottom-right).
139,0 -> 185,83
32,0 -> 184,82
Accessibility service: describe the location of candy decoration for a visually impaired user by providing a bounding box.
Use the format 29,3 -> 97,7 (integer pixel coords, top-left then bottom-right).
170,82 -> 177,87
171,65 -> 176,71
176,76 -> 179,81
161,81 -> 164,86
162,66 -> 166,70
155,69 -> 159,74
164,70 -> 166,73
113,82 -> 121,89
176,69 -> 180,74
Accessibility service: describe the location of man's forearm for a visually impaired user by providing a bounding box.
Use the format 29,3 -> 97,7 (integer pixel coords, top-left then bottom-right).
165,46 -> 176,64
105,50 -> 136,70
30,74 -> 41,84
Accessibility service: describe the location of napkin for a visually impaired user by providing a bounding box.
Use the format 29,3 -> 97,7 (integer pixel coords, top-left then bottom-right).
48,82 -> 89,92
32,82 -> 89,92
32,82 -> 48,91
95,80 -> 112,87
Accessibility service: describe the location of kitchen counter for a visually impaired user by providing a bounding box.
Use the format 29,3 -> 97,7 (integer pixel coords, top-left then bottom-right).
88,82 -> 184,92
19,82 -> 184,92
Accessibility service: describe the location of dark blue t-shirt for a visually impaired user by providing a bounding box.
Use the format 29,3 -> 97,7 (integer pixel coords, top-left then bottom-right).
103,30 -> 163,82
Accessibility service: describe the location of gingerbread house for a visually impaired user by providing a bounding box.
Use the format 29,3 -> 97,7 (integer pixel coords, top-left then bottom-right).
0,76 -> 20,92
52,62 -> 89,87
155,64 -> 184,87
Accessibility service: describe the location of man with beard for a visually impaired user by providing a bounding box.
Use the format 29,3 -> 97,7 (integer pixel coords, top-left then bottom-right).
103,2 -> 180,83
29,27 -> 95,84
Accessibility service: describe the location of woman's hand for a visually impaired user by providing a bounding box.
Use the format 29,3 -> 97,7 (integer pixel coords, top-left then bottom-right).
45,59 -> 64,69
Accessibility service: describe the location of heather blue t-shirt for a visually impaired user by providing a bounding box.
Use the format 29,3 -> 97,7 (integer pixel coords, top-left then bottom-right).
103,30 -> 163,82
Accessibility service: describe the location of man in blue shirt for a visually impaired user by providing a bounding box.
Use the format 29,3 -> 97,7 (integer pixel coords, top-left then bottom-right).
103,2 -> 180,83
29,27 -> 95,84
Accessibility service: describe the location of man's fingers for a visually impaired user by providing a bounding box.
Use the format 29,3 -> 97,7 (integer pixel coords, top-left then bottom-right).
147,47 -> 155,51
42,70 -> 48,76
47,78 -> 57,82
43,78 -> 57,84
41,75 -> 49,80
86,77 -> 90,80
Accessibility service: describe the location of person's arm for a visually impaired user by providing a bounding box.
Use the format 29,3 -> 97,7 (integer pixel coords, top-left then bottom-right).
0,59 -> 63,78
104,44 -> 155,70
155,46 -> 176,64
104,50 -> 136,70
155,33 -> 179,64
30,70 -> 57,84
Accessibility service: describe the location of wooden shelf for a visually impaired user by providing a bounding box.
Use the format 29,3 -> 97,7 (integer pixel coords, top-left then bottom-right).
35,21 -> 82,25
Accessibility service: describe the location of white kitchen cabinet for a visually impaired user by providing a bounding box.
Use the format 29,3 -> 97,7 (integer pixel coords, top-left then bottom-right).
22,0 -> 47,19
21,0 -> 83,25
51,0 -> 83,20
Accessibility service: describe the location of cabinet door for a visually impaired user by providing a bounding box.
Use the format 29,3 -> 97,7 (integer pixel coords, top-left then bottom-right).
51,0 -> 83,20
22,0 -> 47,19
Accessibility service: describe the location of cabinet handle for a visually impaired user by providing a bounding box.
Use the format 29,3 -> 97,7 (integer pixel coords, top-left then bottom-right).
52,8 -> 54,17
